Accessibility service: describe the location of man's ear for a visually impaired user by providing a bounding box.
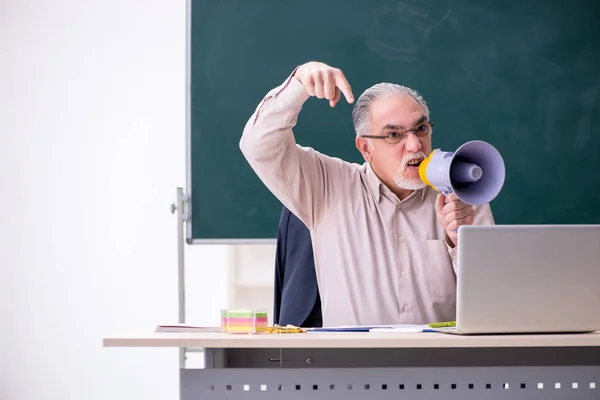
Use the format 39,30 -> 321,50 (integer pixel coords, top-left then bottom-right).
355,137 -> 372,162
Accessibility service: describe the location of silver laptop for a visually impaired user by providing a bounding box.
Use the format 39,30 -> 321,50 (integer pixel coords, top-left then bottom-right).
435,224 -> 600,335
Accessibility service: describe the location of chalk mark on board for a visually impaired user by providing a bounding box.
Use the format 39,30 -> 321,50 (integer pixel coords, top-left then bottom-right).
366,1 -> 452,62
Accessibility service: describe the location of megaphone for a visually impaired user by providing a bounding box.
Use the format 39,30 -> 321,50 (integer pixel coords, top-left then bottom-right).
418,140 -> 505,206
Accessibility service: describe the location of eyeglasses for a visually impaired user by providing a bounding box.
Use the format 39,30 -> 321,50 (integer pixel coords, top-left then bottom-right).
359,122 -> 434,144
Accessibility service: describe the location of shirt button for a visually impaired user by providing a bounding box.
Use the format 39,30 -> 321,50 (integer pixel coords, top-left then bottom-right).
401,270 -> 407,276
398,235 -> 404,242
404,305 -> 410,311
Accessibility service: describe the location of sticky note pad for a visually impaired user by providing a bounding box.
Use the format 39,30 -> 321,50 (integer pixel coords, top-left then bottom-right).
221,309 -> 268,334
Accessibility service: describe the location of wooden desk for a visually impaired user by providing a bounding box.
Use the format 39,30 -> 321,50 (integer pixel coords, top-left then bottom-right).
104,331 -> 600,399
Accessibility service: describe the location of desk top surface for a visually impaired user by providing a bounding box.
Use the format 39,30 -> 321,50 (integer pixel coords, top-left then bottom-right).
103,331 -> 600,349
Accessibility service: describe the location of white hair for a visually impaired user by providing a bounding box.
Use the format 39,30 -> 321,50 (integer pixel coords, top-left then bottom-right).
352,83 -> 430,138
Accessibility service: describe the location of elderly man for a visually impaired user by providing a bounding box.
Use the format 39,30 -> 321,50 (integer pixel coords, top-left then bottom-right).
240,61 -> 494,326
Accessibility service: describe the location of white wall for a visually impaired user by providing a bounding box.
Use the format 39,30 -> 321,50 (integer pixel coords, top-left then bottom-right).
0,1 -> 276,399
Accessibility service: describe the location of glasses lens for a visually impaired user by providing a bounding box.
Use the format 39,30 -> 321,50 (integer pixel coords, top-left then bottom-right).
415,125 -> 431,137
384,135 -> 403,144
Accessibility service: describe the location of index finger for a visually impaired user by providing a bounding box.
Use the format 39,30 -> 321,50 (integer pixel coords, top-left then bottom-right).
334,70 -> 354,103
444,193 -> 459,203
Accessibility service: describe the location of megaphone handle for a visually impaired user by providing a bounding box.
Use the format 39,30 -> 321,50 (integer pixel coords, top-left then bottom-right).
436,188 -> 457,232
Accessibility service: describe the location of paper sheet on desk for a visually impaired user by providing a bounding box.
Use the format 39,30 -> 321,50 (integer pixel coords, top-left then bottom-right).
307,326 -> 378,332
370,325 -> 432,333
155,324 -> 221,333
307,324 -> 431,333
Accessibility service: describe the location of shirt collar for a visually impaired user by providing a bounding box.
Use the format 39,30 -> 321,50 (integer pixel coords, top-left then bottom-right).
365,162 -> 383,202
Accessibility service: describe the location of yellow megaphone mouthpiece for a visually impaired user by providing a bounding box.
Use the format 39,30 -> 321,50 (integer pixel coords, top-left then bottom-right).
418,150 -> 436,191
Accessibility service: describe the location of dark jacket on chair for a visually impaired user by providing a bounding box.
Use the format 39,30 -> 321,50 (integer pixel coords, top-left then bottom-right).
273,206 -> 322,328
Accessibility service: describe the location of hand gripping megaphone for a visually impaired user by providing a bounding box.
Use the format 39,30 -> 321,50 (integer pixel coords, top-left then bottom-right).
418,140 -> 505,206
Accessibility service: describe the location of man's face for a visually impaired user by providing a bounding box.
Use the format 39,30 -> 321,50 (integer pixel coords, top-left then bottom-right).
356,95 -> 433,197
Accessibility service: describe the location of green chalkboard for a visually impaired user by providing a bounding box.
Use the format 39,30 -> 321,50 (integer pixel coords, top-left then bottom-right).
187,0 -> 600,243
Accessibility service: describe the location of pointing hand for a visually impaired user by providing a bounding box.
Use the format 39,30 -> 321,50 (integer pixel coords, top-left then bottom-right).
293,61 -> 355,107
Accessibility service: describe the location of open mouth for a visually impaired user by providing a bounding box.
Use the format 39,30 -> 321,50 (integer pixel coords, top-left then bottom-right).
406,158 -> 423,168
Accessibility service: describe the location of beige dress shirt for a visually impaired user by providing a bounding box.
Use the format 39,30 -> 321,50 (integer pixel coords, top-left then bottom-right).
240,73 -> 495,326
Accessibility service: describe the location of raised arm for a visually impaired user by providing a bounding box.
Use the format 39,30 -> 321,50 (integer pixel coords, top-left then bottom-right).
239,62 -> 355,229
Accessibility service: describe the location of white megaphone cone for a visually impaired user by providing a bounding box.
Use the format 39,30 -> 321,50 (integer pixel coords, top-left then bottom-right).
418,140 -> 505,206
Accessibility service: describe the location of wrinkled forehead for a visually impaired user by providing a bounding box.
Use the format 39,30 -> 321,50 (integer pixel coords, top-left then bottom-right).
370,95 -> 427,129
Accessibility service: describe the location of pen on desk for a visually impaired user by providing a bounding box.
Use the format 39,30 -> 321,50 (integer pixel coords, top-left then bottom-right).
427,321 -> 456,328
